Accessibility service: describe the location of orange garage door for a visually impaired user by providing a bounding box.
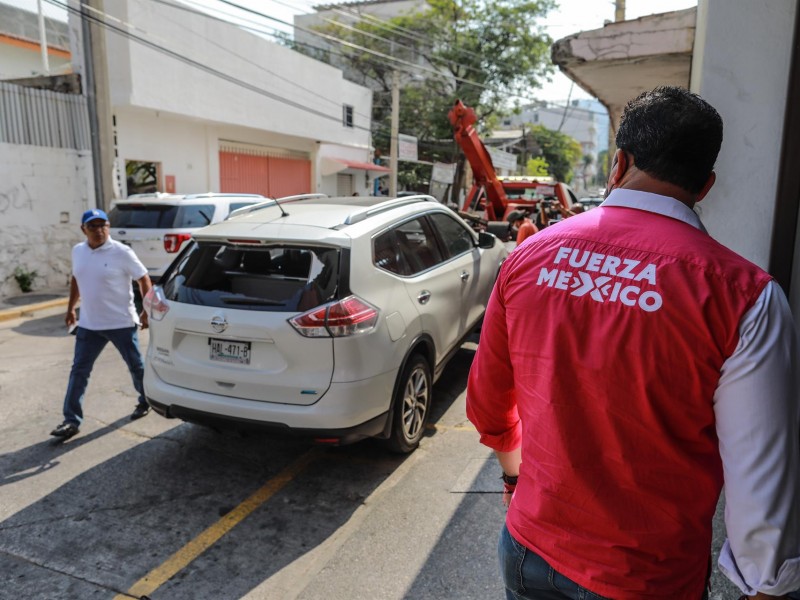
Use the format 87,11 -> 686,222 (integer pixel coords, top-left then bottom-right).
220,151 -> 311,197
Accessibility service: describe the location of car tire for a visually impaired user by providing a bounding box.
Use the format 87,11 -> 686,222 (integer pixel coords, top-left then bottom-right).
385,354 -> 431,454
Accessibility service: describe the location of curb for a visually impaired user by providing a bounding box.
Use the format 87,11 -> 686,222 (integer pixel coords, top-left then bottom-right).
0,297 -> 69,323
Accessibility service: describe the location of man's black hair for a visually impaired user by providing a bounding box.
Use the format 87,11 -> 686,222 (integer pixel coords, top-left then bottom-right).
615,86 -> 723,193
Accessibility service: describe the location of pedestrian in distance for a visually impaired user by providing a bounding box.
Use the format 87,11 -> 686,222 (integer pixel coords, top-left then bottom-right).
467,86 -> 800,600
50,209 -> 153,440
506,209 -> 538,245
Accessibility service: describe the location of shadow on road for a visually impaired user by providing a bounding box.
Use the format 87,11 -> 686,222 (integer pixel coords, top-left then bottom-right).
0,336 -> 481,599
424,336 -> 477,442
0,422 -> 412,599
12,313 -> 70,338
0,416 -> 132,487
405,458 -> 506,600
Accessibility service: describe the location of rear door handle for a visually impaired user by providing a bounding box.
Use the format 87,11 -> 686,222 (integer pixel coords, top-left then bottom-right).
417,290 -> 431,305
460,270 -> 470,282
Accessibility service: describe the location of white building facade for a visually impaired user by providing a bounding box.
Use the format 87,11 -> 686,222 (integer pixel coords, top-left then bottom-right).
97,0 -> 383,200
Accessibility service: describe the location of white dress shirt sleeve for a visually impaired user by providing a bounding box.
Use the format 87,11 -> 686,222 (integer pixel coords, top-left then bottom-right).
715,280 -> 800,596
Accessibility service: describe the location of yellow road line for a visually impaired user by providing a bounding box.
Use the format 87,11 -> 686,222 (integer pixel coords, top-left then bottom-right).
115,448 -> 319,599
0,297 -> 68,322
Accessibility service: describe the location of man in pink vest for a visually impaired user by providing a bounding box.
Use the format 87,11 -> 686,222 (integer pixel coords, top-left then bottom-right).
467,86 -> 799,600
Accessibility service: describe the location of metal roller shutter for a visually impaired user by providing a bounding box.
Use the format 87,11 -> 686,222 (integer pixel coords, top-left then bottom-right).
219,142 -> 311,197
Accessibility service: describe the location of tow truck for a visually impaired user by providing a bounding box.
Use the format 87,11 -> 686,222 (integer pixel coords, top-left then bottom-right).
448,99 -> 579,237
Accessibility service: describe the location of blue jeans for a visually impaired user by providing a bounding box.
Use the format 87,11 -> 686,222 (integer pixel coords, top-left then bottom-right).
62,326 -> 146,425
499,524 -> 612,600
499,525 -> 712,600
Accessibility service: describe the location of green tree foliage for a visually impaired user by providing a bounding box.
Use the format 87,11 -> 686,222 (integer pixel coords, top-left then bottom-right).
526,156 -> 550,177
291,0 -> 556,162
528,125 -> 583,183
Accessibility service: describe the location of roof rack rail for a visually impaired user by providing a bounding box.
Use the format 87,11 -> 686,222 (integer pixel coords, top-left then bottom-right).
343,195 -> 436,225
275,193 -> 328,203
188,192 -> 265,198
226,199 -> 279,219
226,194 -> 328,220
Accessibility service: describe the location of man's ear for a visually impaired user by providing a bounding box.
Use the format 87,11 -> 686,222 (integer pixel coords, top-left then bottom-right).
607,149 -> 629,189
695,171 -> 716,202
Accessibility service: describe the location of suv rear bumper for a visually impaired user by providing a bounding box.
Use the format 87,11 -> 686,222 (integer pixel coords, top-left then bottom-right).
147,398 -> 388,444
144,367 -> 396,441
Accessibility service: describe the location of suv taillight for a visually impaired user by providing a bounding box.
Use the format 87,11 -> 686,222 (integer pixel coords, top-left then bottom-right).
289,296 -> 378,338
143,286 -> 169,321
164,233 -> 192,253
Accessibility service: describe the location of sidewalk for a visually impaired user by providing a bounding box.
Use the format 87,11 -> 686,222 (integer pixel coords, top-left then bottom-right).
0,287 -> 70,322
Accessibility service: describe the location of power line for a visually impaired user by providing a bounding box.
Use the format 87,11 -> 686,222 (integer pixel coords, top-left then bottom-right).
151,0 -> 375,123
215,0 -> 494,93
51,0 -> 605,156
45,0 -> 376,133
327,4 -> 487,64
186,0 -> 599,115
45,0 -> 438,149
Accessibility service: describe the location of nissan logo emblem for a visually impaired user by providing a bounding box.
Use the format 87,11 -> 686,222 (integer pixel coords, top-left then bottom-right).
211,315 -> 228,333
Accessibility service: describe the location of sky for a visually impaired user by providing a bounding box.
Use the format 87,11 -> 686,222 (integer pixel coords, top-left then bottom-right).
8,0 -> 697,103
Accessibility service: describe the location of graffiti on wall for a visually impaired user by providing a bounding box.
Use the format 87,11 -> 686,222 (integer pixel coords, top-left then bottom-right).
0,183 -> 33,215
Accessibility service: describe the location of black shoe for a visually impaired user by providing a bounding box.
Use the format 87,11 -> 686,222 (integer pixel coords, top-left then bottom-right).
131,403 -> 150,420
50,422 -> 79,439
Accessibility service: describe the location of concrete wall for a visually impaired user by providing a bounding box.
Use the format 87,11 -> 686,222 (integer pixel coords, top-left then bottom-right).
0,44 -> 71,79
692,0 -> 796,276
0,143 -> 94,297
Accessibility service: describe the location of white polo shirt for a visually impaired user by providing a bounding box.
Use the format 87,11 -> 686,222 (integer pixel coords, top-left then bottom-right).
72,237 -> 147,331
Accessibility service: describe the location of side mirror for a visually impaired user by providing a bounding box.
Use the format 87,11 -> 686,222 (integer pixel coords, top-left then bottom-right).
477,231 -> 496,249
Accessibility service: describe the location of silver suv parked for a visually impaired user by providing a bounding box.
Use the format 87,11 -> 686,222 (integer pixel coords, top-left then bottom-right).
143,195 -> 507,452
108,193 -> 265,281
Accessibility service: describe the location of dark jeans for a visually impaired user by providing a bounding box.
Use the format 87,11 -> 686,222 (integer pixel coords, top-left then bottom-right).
499,525 -> 611,600
62,326 -> 146,425
499,525 -> 713,600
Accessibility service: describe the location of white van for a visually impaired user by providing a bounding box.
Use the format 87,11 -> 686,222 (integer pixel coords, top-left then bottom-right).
108,193 -> 265,281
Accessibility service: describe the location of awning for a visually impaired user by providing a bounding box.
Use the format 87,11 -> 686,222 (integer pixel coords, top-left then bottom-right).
321,157 -> 391,176
551,8 -> 696,132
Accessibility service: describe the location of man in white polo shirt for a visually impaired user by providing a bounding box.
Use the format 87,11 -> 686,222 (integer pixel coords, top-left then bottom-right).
50,208 -> 153,439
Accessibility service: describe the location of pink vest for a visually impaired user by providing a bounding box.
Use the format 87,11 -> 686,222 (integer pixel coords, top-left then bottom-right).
501,206 -> 771,599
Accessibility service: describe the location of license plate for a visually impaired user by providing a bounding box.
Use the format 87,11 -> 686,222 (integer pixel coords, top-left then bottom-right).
209,338 -> 251,364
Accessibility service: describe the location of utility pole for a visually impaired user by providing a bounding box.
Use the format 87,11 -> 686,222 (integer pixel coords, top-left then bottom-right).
36,0 -> 50,74
81,0 -> 115,210
606,0 -> 626,179
615,0 -> 626,22
389,70 -> 399,197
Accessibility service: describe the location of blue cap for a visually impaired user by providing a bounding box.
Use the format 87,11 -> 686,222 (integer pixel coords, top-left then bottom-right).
82,208 -> 108,224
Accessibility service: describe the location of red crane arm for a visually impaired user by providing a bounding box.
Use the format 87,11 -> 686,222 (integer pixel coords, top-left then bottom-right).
448,99 -> 509,221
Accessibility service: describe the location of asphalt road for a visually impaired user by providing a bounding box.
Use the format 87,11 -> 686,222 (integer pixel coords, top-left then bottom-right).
0,306 -> 742,599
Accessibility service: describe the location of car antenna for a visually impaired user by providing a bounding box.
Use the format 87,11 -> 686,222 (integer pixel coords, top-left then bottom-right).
272,197 -> 289,217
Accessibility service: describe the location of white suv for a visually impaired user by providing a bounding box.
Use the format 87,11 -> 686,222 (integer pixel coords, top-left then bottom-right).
143,195 -> 507,452
108,193 -> 265,281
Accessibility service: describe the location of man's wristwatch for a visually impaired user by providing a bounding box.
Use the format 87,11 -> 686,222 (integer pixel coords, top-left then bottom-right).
501,473 -> 518,486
